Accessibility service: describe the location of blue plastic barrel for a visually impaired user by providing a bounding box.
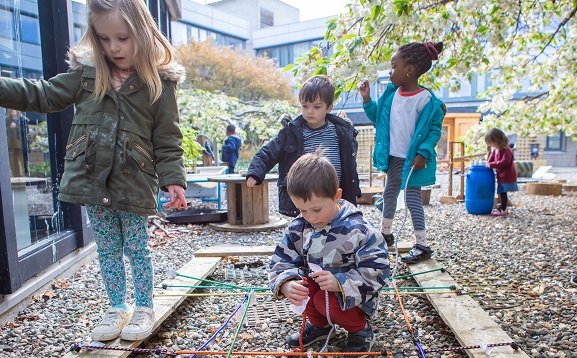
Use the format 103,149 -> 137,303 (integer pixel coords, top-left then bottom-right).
465,165 -> 495,215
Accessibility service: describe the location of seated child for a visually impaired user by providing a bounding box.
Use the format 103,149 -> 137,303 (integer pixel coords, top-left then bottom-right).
269,152 -> 389,354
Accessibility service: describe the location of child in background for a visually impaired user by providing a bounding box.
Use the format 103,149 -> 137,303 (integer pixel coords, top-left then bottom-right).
0,0 -> 188,341
5,109 -> 27,177
221,123 -> 242,174
485,128 -> 518,216
269,152 -> 389,354
247,75 -> 361,217
358,41 -> 446,264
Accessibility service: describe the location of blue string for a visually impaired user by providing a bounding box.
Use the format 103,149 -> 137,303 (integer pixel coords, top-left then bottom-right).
414,336 -> 427,358
189,295 -> 249,358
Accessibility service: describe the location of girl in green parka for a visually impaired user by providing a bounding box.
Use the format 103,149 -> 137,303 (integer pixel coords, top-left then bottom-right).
0,0 -> 188,342
359,41 -> 446,265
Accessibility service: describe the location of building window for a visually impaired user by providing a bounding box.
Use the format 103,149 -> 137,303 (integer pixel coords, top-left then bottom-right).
0,8 -> 15,40
545,131 -> 564,151
20,14 -> 41,44
377,78 -> 390,97
260,8 -> 274,28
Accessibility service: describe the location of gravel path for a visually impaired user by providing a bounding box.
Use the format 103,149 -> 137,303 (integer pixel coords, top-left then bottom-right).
0,168 -> 576,357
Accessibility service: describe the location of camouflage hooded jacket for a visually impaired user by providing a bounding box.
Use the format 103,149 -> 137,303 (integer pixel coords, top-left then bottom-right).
269,200 -> 390,316
0,48 -> 187,215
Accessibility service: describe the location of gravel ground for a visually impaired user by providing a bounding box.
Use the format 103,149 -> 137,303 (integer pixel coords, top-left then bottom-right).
0,168 -> 576,358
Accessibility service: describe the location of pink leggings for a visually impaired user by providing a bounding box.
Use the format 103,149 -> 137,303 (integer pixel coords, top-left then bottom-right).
304,280 -> 367,332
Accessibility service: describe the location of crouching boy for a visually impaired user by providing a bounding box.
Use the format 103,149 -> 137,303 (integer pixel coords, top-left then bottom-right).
269,152 -> 389,354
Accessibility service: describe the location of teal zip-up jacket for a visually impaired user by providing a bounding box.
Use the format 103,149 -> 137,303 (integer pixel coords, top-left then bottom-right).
363,83 -> 446,189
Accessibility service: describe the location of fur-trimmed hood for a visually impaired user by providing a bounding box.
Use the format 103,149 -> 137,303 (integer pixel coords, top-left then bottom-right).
67,46 -> 186,84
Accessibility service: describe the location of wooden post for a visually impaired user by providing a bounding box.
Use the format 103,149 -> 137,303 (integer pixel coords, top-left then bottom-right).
448,142 -> 454,196
440,142 -> 458,204
369,145 -> 373,188
457,142 -> 465,201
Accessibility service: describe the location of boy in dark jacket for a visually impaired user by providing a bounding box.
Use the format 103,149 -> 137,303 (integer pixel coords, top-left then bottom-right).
221,124 -> 242,174
246,75 -> 361,217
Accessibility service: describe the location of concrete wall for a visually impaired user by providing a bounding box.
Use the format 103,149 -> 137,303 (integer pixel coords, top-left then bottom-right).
544,136 -> 577,167
209,0 -> 299,34
179,0 -> 250,40
252,16 -> 329,49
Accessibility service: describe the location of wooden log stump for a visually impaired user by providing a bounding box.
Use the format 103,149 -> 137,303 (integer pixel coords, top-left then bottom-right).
421,189 -> 431,205
526,182 -> 562,196
563,184 -> 577,192
358,186 -> 383,205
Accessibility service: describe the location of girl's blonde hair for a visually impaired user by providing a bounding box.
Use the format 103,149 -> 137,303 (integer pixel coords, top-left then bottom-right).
485,128 -> 510,150
74,0 -> 177,103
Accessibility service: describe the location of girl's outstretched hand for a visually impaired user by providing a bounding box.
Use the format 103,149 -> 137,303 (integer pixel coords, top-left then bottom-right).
312,270 -> 339,292
358,80 -> 371,104
165,184 -> 188,210
412,154 -> 427,170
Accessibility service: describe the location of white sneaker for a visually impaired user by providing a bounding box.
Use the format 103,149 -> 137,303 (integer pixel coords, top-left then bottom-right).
120,306 -> 155,341
91,306 -> 132,341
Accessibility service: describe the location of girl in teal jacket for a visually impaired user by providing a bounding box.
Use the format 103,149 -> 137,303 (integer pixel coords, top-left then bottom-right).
359,41 -> 446,264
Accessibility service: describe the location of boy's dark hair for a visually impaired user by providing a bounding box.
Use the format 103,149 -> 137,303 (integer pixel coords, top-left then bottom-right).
226,124 -> 236,134
298,75 -> 335,107
287,152 -> 339,202
485,128 -> 510,150
397,42 -> 444,77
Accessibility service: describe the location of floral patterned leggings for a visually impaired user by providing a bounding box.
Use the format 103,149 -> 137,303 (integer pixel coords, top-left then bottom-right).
86,205 -> 153,308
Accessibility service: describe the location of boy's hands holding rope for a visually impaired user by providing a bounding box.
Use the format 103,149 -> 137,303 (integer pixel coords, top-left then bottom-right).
281,280 -> 309,305
311,270 -> 339,292
280,270 -> 339,304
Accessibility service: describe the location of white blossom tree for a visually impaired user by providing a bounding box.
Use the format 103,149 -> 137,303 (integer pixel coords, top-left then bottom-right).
287,0 -> 577,152
177,88 -> 299,165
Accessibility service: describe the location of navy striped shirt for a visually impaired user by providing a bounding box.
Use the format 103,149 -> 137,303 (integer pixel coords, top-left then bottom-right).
303,121 -> 342,180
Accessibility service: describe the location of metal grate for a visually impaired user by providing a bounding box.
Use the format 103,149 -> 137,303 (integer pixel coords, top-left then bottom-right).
245,299 -> 293,327
225,265 -> 269,280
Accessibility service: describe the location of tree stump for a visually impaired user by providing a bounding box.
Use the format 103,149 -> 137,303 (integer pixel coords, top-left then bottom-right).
358,187 -> 383,205
526,182 -> 562,196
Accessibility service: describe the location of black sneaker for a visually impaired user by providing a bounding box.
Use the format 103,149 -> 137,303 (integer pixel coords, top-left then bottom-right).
382,233 -> 395,247
571,276 -> 577,286
286,322 -> 335,348
344,321 -> 375,357
401,244 -> 433,264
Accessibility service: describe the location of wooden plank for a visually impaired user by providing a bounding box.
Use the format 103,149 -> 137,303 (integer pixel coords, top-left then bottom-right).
407,259 -> 529,358
195,243 -> 412,257
195,245 -> 277,257
226,182 -> 238,225
262,183 -> 270,222
252,183 -> 265,224
64,256 -> 222,358
241,185 -> 255,225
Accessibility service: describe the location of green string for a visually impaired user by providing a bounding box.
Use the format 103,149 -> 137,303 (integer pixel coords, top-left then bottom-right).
226,289 -> 254,358
394,268 -> 447,280
175,273 -> 250,291
161,283 -> 269,291
382,285 -> 456,291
